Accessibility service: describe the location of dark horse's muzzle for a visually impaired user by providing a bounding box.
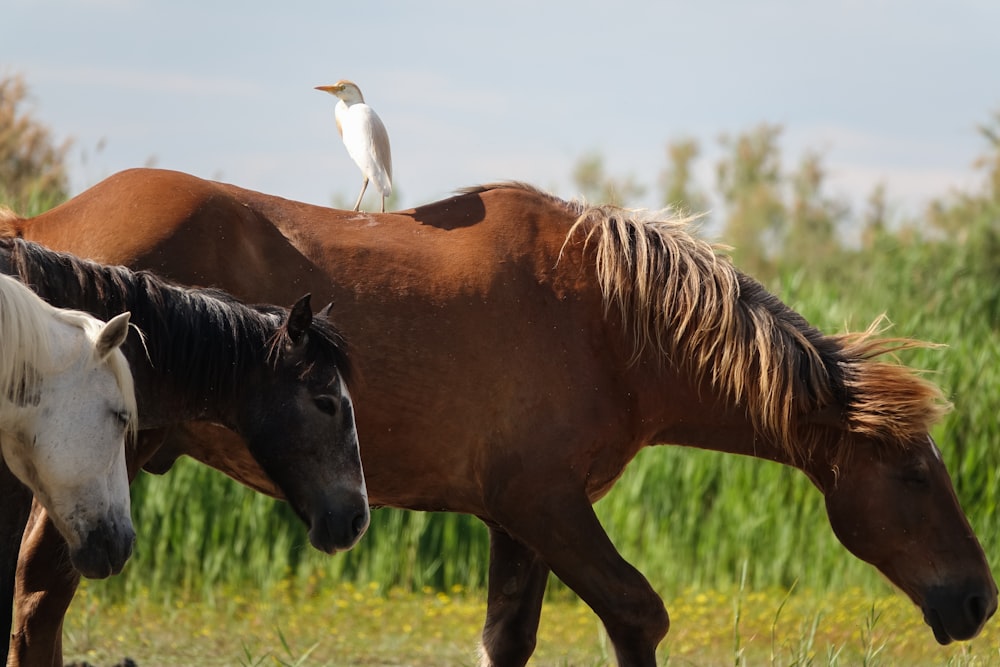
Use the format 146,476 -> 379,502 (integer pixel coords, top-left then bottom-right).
304,487 -> 370,554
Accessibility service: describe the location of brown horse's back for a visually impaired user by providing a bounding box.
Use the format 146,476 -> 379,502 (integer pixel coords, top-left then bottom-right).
14,168 -> 641,512
20,170 -> 317,304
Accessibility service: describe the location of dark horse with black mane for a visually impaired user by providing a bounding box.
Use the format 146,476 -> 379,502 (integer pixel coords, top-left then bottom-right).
1,168 -> 995,666
0,235 -> 368,666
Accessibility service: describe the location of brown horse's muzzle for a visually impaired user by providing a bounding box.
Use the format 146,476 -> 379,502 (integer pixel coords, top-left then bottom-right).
922,580 -> 998,644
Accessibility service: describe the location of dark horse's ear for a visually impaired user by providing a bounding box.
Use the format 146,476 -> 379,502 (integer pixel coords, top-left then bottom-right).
317,301 -> 334,321
286,294 -> 313,345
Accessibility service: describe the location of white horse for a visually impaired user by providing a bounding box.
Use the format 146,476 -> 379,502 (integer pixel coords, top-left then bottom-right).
0,273 -> 137,578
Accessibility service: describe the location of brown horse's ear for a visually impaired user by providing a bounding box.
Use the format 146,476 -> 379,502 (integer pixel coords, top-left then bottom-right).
802,403 -> 846,429
286,294 -> 313,344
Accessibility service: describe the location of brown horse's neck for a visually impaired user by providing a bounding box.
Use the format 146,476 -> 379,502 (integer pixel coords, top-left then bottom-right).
625,353 -> 832,485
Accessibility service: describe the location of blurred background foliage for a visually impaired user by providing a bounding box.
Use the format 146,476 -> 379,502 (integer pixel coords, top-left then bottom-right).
0,74 -> 71,213
2,73 -> 998,603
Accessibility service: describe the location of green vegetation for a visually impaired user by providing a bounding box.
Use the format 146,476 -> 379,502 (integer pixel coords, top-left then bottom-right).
0,74 -> 71,213
3,73 -> 999,663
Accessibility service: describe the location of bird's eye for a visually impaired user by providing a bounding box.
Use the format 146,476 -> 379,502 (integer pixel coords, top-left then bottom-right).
314,395 -> 340,416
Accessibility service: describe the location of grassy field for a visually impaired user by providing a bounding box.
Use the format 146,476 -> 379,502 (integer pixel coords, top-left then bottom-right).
65,579 -> 1000,667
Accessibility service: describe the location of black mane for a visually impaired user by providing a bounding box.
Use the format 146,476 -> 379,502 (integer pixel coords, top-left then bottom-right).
0,238 -> 352,404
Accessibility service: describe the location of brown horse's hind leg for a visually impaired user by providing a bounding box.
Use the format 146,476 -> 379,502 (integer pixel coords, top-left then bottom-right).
10,506 -> 78,667
490,487 -> 669,667
479,525 -> 550,667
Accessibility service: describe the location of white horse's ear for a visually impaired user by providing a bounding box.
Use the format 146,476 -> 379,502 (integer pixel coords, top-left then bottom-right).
96,312 -> 131,360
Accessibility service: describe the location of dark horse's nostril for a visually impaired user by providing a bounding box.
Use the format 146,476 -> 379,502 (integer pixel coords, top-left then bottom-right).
352,511 -> 368,538
967,593 -> 990,624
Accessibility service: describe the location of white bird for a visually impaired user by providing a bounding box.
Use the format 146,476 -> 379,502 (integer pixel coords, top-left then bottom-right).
315,80 -> 392,212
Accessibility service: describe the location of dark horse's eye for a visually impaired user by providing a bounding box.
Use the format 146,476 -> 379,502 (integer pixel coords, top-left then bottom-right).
314,395 -> 340,416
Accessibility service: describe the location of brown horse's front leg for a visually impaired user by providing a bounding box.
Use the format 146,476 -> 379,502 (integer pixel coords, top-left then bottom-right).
479,525 -> 550,667
490,485 -> 669,667
0,463 -> 33,667
11,505 -> 77,667
9,429 -> 167,667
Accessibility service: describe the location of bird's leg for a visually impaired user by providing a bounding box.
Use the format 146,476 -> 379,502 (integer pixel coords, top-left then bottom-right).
353,178 -> 369,212
380,196 -> 386,213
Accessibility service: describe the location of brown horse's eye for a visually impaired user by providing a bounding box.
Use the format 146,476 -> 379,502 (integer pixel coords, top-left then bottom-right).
898,463 -> 930,488
314,395 -> 339,416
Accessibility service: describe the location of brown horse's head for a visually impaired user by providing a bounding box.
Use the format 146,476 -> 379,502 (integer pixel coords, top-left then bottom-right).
821,432 -> 996,644
564,200 -> 997,644
808,336 -> 997,644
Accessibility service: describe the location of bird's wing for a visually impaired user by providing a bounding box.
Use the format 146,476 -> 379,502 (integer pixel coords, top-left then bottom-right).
340,105 -> 392,197
366,110 -> 393,187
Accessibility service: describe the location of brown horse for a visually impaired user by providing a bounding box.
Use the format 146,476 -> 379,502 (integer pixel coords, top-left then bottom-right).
2,168 -> 996,667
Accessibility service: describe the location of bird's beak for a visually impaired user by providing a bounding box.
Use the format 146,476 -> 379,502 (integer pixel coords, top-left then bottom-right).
315,85 -> 338,94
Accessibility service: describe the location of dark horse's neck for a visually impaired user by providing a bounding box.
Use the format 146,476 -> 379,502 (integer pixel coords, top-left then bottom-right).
0,238 -> 276,428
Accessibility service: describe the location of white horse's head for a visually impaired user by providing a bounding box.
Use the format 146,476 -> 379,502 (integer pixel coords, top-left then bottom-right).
0,274 -> 137,578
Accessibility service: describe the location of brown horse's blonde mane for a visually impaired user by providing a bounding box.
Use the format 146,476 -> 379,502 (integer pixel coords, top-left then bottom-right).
459,183 -> 952,462
0,206 -> 22,237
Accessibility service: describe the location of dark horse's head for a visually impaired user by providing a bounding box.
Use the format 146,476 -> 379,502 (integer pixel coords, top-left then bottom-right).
0,237 -> 369,554
243,295 -> 369,553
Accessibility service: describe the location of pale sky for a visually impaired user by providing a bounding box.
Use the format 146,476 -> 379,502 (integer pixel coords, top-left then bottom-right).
6,0 -> 999,224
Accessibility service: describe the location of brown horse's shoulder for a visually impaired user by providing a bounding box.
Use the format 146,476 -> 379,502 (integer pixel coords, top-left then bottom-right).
459,182 -> 580,212
457,181 -> 548,198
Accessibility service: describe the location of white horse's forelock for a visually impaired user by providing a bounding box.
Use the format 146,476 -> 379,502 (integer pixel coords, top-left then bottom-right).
0,273 -> 137,433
